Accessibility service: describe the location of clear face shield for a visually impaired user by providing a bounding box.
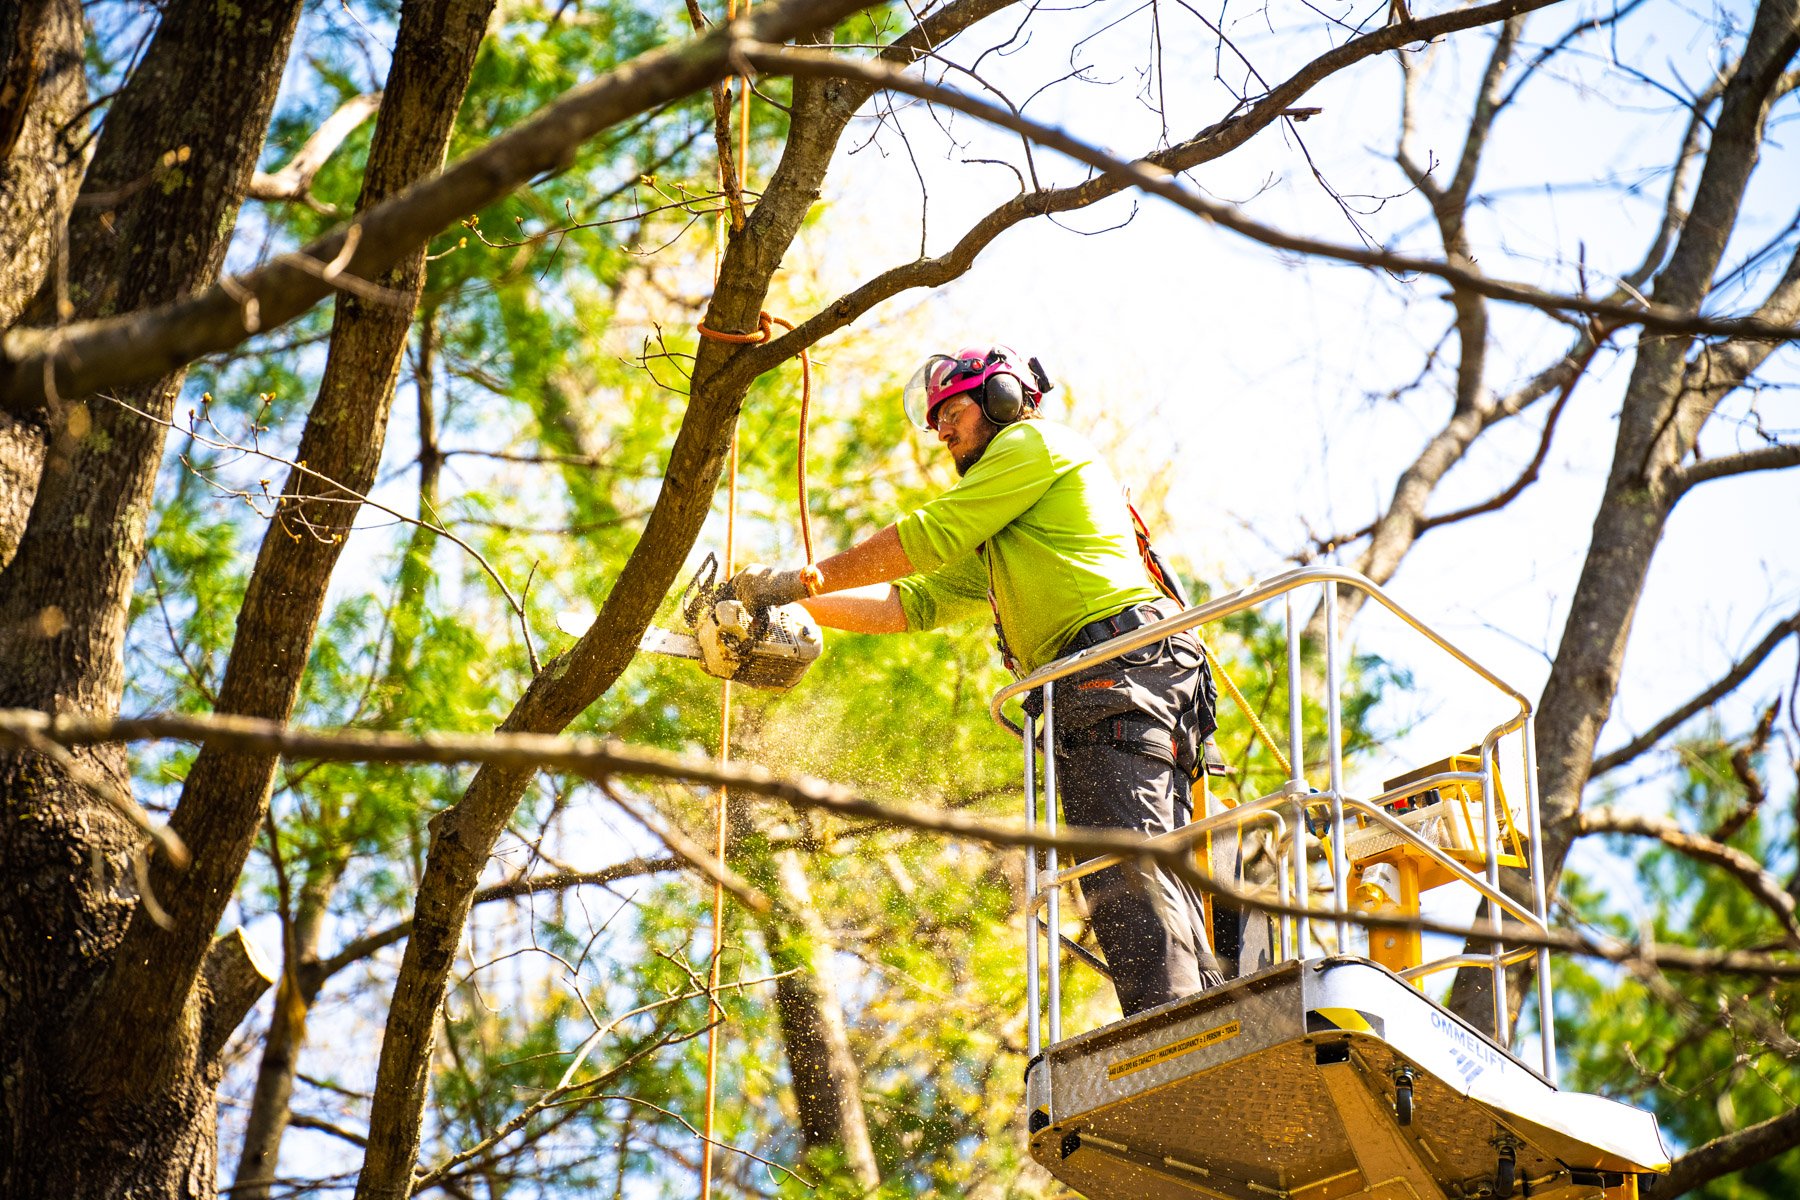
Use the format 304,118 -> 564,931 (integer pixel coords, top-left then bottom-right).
902,354 -> 969,431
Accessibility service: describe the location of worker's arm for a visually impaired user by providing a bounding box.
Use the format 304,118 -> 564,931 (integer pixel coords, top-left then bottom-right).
801,584 -> 907,633
812,524 -> 912,593
729,525 -> 914,609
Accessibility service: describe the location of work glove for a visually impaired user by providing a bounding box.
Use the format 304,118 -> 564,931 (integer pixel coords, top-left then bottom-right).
727,563 -> 808,611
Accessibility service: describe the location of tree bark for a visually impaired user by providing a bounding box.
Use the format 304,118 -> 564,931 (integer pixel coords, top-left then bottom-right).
0,0 -> 83,570
1663,1105 -> 1800,1196
231,310 -> 451,1198
0,0 -> 305,1188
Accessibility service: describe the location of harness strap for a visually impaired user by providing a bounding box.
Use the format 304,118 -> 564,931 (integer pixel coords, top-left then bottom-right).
981,542 -> 1022,678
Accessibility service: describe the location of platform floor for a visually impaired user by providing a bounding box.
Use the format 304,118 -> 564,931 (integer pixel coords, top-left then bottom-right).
1024,959 -> 1666,1200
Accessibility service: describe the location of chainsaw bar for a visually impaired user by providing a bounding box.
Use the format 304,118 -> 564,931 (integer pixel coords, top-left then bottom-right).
638,625 -> 705,662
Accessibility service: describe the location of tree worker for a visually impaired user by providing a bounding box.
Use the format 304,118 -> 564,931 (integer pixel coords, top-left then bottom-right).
728,344 -> 1225,1016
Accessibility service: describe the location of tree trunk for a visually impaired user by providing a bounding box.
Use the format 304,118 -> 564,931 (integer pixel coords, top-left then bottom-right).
0,0 -> 83,569
0,0 -> 304,1191
231,310 -> 453,1196
231,874 -> 340,1200
1446,0 -> 1800,1027
78,0 -> 495,1102
759,849 -> 881,1186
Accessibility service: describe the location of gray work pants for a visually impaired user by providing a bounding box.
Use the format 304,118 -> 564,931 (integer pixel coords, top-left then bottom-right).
1038,619 -> 1225,1017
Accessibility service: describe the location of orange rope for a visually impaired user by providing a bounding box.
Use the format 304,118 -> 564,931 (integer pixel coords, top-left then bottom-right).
696,35 -> 739,1194
699,433 -> 737,1200
739,0 -> 752,193
694,43 -> 833,1194
695,312 -> 817,573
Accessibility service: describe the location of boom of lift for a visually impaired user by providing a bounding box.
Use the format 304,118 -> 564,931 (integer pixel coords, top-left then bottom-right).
995,568 -> 1669,1200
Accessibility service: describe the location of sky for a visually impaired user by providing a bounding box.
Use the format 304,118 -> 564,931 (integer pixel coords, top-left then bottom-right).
758,0 -> 1800,798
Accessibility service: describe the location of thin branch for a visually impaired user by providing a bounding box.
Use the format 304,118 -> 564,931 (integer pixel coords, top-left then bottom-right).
1718,701 -> 1780,842
286,1113 -> 370,1149
1298,329 -> 1596,560
727,27 -> 1800,396
14,707 -> 1800,979
1578,806 -> 1800,950
116,394 -> 540,672
312,859 -> 680,984
1411,330 -> 1600,535
413,971 -> 801,1191
1592,610 -> 1800,778
593,779 -> 770,914
1671,442 -> 1800,495
598,1093 -> 813,1188
249,92 -> 384,212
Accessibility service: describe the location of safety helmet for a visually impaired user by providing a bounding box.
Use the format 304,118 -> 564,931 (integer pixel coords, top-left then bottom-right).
902,345 -> 1052,431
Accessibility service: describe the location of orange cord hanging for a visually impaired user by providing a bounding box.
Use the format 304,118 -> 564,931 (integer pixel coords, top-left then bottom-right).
695,311 -> 818,578
691,13 -> 827,1190
691,317 -> 818,1200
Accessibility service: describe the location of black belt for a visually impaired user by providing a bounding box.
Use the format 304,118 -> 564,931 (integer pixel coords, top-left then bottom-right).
1060,600 -> 1177,657
1057,713 -> 1178,762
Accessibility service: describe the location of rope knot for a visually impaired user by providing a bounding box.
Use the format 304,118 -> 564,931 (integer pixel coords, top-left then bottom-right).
697,310 -> 791,344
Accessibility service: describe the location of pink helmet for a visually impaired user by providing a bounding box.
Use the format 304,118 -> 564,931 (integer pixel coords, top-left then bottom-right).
902,345 -> 1046,431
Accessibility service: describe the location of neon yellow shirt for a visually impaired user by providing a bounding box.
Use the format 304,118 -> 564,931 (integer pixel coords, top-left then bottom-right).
893,420 -> 1163,673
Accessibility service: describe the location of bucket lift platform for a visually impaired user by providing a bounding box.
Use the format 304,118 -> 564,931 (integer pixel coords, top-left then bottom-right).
1024,958 -> 1667,1200
995,568 -> 1670,1200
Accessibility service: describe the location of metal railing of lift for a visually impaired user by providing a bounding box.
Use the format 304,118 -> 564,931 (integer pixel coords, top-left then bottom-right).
995,566 -> 1558,1083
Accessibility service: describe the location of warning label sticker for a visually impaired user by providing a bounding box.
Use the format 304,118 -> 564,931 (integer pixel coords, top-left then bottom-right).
1106,1020 -> 1241,1081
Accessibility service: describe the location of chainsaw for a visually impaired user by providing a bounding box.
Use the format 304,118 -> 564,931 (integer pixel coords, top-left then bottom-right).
634,552 -> 823,691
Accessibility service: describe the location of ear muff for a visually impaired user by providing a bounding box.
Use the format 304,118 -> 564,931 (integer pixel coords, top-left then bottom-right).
977,370 -> 1032,426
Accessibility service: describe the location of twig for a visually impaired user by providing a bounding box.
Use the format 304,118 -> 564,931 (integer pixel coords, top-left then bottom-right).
1592,609 -> 1800,779
412,969 -> 799,1191
593,778 -> 771,914
1579,806 -> 1800,950
109,393 -> 537,664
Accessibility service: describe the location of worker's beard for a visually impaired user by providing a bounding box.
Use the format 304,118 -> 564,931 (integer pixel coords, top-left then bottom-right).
952,423 -> 998,476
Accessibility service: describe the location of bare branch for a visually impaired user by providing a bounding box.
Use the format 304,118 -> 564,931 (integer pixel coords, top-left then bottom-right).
1592,609 -> 1800,778
287,1112 -> 370,1148
1578,806 -> 1800,950
413,971 -> 801,1192
1719,701 -> 1780,842
312,859 -> 680,984
249,92 -> 384,211
1410,331 -> 1599,535
123,395 -> 534,647
1671,442 -> 1800,495
1299,330 -> 1600,563
1621,72 -> 1725,292
1663,1106 -> 1800,1196
593,778 -> 770,914
14,706 -> 1800,980
728,29 -> 1800,396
